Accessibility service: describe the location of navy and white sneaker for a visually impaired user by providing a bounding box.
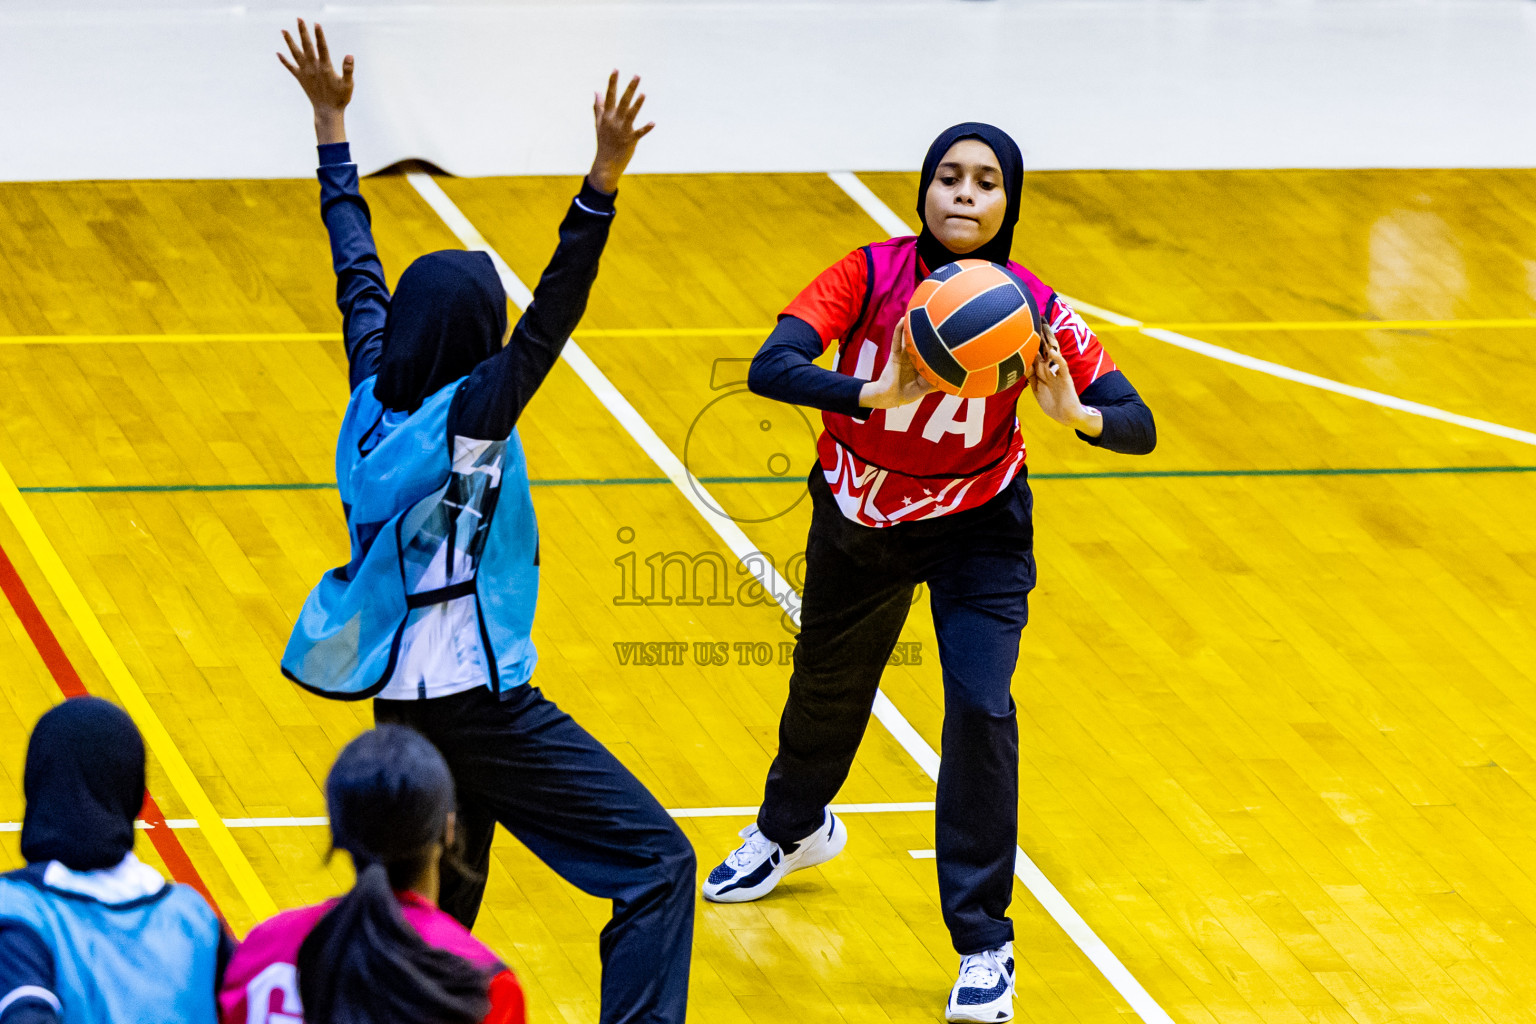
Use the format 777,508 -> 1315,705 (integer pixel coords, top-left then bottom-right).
945,942 -> 1015,1023
701,809 -> 847,903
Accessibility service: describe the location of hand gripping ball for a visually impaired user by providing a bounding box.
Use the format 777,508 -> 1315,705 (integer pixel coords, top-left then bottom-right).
904,259 -> 1043,398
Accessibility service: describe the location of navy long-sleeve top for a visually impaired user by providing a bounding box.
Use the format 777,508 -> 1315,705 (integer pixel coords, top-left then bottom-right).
317,142 -> 617,440
747,252 -> 1156,457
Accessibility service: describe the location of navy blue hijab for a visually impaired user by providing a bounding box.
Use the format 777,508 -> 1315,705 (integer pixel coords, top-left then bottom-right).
374,250 -> 507,414
916,122 -> 1025,272
22,697 -> 145,871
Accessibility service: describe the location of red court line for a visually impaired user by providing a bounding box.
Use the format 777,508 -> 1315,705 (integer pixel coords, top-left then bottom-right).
0,539 -> 218,912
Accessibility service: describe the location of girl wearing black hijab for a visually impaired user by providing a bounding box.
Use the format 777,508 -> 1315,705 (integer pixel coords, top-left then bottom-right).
0,697 -> 228,1024
704,124 -> 1155,1023
276,21 -> 694,1024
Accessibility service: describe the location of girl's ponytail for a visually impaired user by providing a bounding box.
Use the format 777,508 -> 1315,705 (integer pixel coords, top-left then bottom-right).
295,726 -> 491,1024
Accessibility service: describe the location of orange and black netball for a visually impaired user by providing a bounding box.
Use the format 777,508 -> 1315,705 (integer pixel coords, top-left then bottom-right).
904,259 -> 1043,398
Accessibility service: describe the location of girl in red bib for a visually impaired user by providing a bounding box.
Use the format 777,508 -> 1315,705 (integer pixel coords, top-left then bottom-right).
701,123 -> 1156,1023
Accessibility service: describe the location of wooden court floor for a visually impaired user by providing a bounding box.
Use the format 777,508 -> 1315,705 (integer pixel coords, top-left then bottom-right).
0,167 -> 1533,1024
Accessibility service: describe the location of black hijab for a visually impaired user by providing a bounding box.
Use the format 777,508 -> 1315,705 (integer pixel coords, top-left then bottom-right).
21,697 -> 145,872
374,250 -> 508,414
916,122 -> 1025,273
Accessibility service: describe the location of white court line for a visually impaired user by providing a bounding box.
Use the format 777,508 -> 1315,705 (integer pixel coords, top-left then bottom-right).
829,171 -> 1536,450
831,170 -> 1177,1024
0,802 -> 937,833
407,172 -> 1172,1024
909,849 -> 936,860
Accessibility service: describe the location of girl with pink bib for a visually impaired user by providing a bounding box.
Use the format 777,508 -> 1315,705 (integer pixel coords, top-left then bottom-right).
220,726 -> 525,1024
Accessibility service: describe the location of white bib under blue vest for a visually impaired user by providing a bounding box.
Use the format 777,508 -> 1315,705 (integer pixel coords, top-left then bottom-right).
282,375 -> 539,698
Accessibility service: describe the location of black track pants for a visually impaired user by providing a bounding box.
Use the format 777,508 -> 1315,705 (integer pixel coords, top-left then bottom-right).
758,468 -> 1035,955
376,684 -> 695,1024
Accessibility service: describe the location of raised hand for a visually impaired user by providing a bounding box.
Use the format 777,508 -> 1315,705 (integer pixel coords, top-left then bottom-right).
278,19 -> 354,145
588,71 -> 655,194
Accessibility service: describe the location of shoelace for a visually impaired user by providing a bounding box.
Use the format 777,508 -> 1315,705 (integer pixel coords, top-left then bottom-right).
725,824 -> 777,870
956,948 -> 1006,990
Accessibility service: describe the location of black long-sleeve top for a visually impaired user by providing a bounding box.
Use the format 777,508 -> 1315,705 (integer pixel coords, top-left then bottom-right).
317,142 -> 616,441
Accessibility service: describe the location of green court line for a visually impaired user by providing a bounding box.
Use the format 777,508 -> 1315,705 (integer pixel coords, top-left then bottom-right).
15,464 -> 1535,494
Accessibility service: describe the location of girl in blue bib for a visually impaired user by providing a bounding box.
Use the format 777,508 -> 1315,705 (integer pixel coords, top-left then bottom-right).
276,21 -> 693,1024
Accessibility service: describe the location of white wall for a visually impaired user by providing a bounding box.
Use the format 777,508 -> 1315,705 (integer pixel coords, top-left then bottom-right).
1,0 -> 1534,180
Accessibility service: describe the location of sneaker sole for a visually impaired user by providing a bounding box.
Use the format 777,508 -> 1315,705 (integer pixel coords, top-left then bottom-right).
944,1005 -> 1014,1024
702,814 -> 848,904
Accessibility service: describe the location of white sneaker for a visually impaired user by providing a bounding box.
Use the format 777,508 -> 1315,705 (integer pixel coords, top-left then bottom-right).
700,809 -> 847,903
945,942 -> 1015,1023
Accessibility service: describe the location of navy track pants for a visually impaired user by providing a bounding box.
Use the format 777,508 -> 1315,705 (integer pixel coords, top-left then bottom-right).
376,684 -> 695,1024
758,467 -> 1035,955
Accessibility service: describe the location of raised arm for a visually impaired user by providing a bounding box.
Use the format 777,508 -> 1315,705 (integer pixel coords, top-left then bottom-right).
448,72 -> 654,440
279,20 -> 388,391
